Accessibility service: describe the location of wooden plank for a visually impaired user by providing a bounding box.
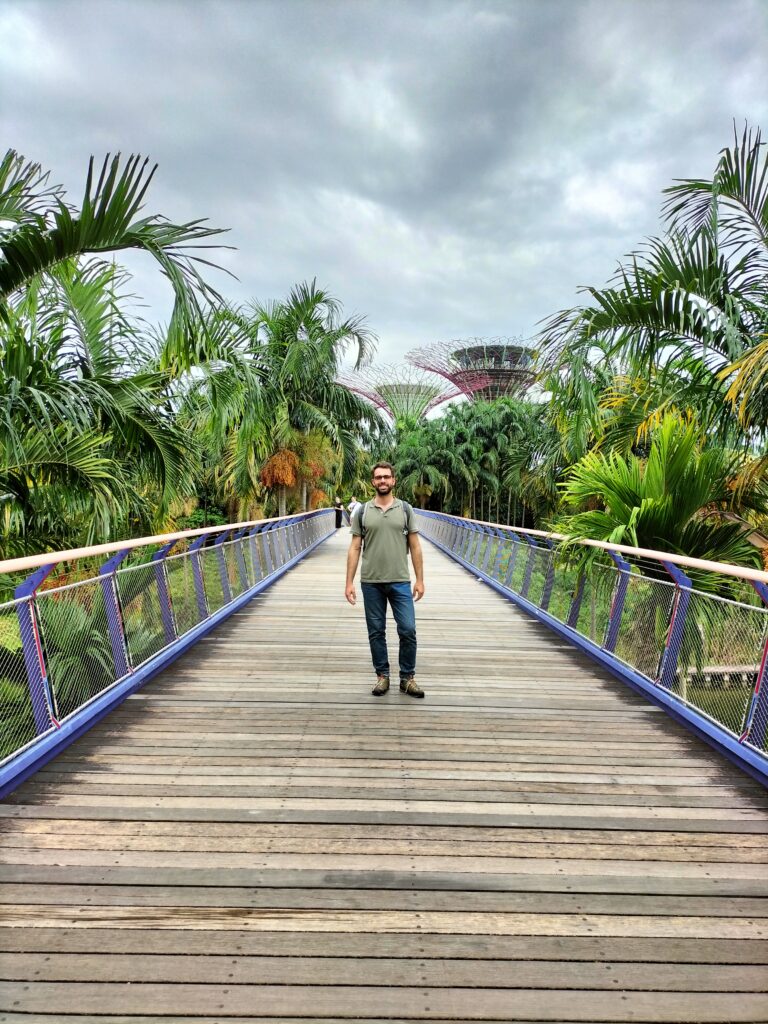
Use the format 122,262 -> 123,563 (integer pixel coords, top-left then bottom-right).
2,982 -> 768,1020
3,833 -> 766,863
3,905 -> 766,937
2,882 -> 766,917
4,847 -> 767,880
5,819 -> 765,846
2,952 -> 766,991
1,927 -> 765,963
4,863 -> 767,897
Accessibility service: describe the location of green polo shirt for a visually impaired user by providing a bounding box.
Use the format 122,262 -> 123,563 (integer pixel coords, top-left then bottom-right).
352,498 -> 419,583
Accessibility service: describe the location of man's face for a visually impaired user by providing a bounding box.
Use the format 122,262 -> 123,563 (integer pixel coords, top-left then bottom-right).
372,469 -> 395,495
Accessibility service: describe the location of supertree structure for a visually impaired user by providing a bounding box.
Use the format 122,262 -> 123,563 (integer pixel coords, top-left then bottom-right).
407,336 -> 536,400
337,364 -> 482,425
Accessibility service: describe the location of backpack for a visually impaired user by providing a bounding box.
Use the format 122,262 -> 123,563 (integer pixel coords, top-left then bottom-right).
355,499 -> 413,547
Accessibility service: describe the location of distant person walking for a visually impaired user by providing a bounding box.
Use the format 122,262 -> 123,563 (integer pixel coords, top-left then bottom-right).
347,495 -> 362,524
345,462 -> 425,697
333,497 -> 343,529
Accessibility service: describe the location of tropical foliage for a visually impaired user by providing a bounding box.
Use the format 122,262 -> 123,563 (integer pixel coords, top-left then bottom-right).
0,149 -> 379,561
554,416 -> 767,583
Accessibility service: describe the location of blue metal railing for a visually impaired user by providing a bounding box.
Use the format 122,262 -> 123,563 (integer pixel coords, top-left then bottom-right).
416,510 -> 768,785
0,510 -> 335,796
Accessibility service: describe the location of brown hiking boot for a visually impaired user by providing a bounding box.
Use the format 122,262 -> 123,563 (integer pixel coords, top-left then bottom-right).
400,676 -> 424,698
372,675 -> 390,696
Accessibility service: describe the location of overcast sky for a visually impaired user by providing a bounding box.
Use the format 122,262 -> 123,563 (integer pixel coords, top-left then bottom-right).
2,0 -> 767,364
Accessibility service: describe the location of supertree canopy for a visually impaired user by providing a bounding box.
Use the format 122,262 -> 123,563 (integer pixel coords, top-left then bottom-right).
407,336 -> 536,400
337,364 -> 480,425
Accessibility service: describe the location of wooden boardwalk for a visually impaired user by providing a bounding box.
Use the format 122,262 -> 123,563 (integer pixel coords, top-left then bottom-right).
1,529 -> 767,1022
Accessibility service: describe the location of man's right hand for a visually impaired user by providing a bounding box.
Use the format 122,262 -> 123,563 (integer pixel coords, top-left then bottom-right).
345,583 -> 357,605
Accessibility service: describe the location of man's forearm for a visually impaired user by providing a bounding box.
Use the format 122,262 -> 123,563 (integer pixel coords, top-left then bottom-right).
346,546 -> 361,584
410,539 -> 424,581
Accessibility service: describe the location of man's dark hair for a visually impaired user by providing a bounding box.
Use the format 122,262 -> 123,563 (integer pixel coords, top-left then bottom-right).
371,461 -> 395,477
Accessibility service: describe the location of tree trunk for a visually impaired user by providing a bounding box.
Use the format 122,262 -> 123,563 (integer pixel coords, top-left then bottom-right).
278,485 -> 287,517
301,479 -> 308,512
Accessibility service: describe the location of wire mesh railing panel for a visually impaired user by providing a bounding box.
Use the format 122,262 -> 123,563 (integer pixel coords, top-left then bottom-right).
487,536 -> 508,582
0,600 -> 39,758
222,540 -> 246,599
506,539 -> 529,595
165,552 -> 205,636
669,591 -> 768,737
255,534 -> 271,576
572,563 -> 616,645
262,533 -> 277,574
527,545 -> 555,607
36,580 -> 119,720
115,563 -> 168,667
547,564 -> 581,624
200,547 -> 227,613
476,534 -> 493,574
242,536 -> 261,588
613,572 -> 675,679
747,684 -> 768,755
273,529 -> 288,568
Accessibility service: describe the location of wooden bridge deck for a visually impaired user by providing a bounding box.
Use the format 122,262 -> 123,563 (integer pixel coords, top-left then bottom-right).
1,529 -> 767,1022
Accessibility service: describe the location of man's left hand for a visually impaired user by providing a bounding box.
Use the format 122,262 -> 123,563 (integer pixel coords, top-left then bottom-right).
412,581 -> 425,602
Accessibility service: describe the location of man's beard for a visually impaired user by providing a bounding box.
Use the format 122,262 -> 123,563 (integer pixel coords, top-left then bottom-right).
376,483 -> 393,494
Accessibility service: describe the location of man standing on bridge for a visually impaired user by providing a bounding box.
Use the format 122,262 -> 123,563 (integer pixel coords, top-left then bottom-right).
345,461 -> 425,698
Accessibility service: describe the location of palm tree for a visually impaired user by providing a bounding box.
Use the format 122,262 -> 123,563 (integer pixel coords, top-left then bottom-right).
0,259 -> 195,555
393,422 -> 461,509
0,150 -> 229,353
555,415 -> 768,587
538,124 -> 768,439
184,283 -> 380,517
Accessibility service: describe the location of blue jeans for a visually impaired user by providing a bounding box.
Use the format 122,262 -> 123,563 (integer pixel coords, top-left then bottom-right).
361,582 -> 417,680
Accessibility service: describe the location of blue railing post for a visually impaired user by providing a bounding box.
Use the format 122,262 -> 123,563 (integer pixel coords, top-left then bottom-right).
521,537 -> 538,600
539,540 -> 556,611
603,553 -> 631,653
567,573 -> 586,628
657,561 -> 693,690
151,541 -> 177,644
741,581 -> 768,746
214,531 -> 233,604
14,564 -> 58,733
99,551 -> 131,678
188,535 -> 210,619
504,532 -> 522,589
